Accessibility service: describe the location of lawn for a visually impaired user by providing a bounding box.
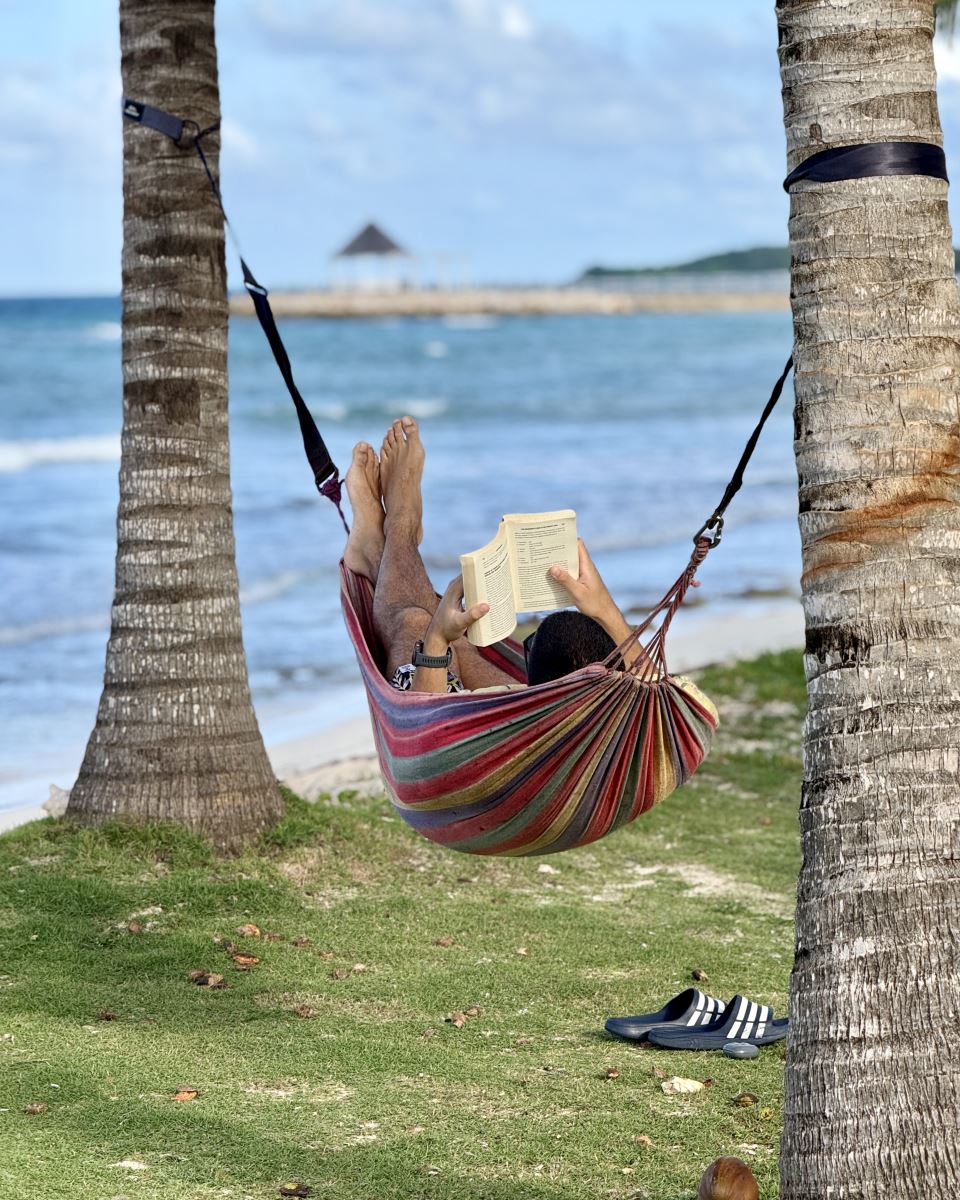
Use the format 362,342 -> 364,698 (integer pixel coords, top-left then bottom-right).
0,651 -> 804,1200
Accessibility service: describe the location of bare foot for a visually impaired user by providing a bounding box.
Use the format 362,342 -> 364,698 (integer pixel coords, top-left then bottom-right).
380,416 -> 424,541
343,442 -> 385,582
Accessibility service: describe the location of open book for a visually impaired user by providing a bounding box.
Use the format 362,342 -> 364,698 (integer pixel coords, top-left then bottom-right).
460,509 -> 579,647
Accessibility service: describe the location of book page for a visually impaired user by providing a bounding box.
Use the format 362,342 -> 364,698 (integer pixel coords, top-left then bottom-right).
505,510 -> 578,612
460,523 -> 517,647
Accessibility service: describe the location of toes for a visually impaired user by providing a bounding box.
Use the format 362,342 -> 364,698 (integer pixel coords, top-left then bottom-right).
400,415 -> 419,440
392,419 -> 405,442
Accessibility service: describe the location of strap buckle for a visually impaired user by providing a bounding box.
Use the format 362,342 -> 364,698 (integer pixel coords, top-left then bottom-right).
693,513 -> 724,547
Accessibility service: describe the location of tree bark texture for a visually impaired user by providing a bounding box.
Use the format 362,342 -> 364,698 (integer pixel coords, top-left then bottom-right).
777,1 -> 960,1195
67,0 -> 283,849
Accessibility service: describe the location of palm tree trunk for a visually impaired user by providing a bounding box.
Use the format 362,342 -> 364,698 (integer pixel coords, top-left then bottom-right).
67,0 -> 283,849
777,0 -> 960,1193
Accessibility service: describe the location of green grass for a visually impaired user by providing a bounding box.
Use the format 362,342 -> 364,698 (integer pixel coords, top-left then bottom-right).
0,651 -> 804,1200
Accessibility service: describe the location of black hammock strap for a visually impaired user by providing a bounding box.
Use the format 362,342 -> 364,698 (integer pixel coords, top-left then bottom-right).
782,140 -> 948,191
692,355 -> 793,547
121,98 -> 350,535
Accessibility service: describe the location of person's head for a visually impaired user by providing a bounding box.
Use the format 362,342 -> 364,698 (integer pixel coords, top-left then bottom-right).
523,610 -> 619,685
697,1158 -> 759,1200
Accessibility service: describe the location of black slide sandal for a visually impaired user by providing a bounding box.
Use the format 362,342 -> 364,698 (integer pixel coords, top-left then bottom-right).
604,988 -> 727,1042
646,994 -> 787,1050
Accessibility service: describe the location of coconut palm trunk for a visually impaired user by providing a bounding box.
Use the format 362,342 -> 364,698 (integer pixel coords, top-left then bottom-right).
777,0 -> 960,1194
67,0 -> 283,849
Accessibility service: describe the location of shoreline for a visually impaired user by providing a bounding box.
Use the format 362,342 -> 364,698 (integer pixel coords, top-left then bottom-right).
228,286 -> 790,319
0,600 -> 803,835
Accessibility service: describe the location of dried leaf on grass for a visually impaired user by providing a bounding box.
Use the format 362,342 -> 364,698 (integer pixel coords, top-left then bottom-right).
292,936 -> 312,948
127,920 -> 144,934
111,1159 -> 149,1170
292,1005 -> 319,1019
605,1066 -> 621,1079
231,953 -> 260,969
434,936 -> 455,947
331,968 -> 349,981
186,971 -> 226,989
23,1102 -> 48,1115
661,1076 -> 705,1095
634,1134 -> 653,1147
733,1092 -> 759,1108
236,923 -> 261,937
171,1086 -> 199,1103
515,946 -> 530,957
279,1183 -> 312,1198
692,968 -> 709,981
96,1009 -> 118,1022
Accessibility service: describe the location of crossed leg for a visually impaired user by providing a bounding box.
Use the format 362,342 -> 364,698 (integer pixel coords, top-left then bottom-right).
343,417 -> 516,690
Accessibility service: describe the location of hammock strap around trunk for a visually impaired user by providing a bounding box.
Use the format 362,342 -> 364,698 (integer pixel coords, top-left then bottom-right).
121,98 -> 350,536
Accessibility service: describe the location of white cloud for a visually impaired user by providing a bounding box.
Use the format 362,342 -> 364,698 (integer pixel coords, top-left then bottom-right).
934,36 -> 960,82
221,119 -> 261,165
252,0 -> 707,150
249,0 -> 785,188
0,65 -> 120,175
501,2 -> 535,39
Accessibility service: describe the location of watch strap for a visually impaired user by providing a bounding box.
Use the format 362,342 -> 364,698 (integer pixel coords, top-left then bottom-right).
411,639 -> 452,669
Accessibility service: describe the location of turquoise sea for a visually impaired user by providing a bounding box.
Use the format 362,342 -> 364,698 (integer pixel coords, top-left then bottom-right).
0,297 -> 800,812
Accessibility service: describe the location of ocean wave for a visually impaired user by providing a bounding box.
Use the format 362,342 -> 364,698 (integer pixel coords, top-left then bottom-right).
442,314 -> 498,330
0,613 -> 107,646
424,340 -> 449,358
239,569 -> 313,606
387,398 -> 449,419
86,321 -> 122,342
0,433 -> 120,474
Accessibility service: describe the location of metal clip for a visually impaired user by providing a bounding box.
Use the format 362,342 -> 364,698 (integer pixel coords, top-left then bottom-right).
693,513 -> 724,547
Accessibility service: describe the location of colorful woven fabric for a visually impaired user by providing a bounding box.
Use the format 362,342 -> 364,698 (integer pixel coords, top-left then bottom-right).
340,555 -> 718,857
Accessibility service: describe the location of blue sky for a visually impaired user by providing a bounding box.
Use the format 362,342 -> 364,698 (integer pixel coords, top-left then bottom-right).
3,0 -> 959,295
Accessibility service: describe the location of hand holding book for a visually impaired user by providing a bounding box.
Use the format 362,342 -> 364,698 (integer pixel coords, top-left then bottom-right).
459,509 -> 580,647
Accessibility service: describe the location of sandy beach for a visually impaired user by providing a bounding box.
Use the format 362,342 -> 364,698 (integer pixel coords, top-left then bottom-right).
0,600 -> 803,836
228,286 -> 790,319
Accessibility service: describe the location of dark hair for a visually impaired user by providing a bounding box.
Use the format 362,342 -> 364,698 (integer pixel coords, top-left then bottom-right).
524,610 -> 620,686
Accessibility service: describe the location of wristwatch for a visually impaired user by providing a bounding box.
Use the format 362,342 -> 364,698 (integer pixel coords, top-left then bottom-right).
412,639 -> 452,669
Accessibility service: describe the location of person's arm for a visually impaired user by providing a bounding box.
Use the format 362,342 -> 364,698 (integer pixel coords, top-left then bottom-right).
548,539 -> 643,667
411,575 -> 489,693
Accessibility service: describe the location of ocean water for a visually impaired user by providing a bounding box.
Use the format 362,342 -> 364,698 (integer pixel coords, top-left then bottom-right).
0,297 -> 800,812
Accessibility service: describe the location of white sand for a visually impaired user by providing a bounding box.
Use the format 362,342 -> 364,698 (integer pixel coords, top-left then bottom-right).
0,600 -> 803,834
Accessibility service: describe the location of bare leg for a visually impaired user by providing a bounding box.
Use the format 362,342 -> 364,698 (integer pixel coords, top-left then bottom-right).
343,442 -> 385,583
374,418 -> 439,675
373,417 -> 516,688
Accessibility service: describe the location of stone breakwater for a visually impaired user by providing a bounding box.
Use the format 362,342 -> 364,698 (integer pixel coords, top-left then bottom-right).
228,287 -> 790,319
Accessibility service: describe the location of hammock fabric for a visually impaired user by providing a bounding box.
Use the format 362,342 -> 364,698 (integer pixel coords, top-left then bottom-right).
341,542 -> 720,857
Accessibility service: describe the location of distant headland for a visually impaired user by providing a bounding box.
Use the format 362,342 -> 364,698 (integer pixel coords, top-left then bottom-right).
579,245 -> 790,278
580,243 -> 960,279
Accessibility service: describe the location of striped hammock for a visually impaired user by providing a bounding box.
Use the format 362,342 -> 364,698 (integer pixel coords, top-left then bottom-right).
341,538 -> 720,857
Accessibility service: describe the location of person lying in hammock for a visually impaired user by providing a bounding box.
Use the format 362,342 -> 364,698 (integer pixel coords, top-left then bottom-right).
342,415 -> 642,694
